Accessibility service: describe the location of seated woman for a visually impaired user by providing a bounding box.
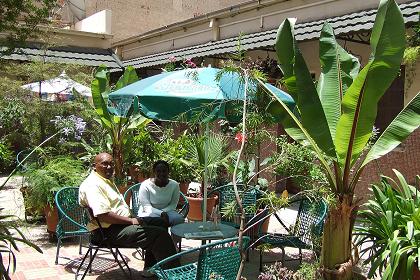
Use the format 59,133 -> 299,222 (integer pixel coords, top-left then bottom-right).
137,160 -> 184,226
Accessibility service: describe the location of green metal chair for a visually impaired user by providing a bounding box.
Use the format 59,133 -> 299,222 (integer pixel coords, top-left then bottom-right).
258,198 -> 328,271
54,187 -> 89,265
150,236 -> 249,280
77,207 -> 132,280
207,184 -> 259,228
207,184 -> 262,260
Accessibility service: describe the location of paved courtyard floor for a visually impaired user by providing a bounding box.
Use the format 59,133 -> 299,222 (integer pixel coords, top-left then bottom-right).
1,176 -> 369,279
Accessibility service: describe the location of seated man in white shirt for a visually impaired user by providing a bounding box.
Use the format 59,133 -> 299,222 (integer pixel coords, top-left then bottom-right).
137,160 -> 185,226
79,153 -> 179,274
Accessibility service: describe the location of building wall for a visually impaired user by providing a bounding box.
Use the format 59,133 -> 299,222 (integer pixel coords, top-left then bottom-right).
355,128 -> 420,199
85,0 -> 247,43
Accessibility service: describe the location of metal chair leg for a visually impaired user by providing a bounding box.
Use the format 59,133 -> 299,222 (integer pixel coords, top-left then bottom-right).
76,247 -> 98,280
109,248 -> 131,280
78,236 -> 83,255
55,237 -> 61,265
299,248 -> 302,263
115,248 -> 132,280
281,247 -> 286,265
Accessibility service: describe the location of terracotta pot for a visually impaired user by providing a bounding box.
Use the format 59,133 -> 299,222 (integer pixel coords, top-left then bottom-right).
260,213 -> 270,233
286,178 -> 300,194
179,182 -> 189,195
178,182 -> 189,207
186,195 -> 218,221
44,204 -> 59,233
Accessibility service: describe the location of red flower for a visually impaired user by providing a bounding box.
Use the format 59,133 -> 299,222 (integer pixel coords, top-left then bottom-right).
235,133 -> 246,143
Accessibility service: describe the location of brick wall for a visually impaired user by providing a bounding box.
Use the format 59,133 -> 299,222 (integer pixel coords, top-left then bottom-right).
354,128 -> 420,202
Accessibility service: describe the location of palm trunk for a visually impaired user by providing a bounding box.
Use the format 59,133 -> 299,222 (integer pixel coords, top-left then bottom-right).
321,195 -> 354,280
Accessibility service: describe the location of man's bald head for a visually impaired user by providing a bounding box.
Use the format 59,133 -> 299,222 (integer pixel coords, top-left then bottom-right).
94,153 -> 114,179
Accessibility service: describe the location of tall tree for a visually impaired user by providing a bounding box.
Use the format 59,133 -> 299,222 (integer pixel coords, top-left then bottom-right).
0,0 -> 56,55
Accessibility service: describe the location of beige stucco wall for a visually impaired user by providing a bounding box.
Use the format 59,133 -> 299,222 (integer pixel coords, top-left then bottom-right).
85,0 -> 247,43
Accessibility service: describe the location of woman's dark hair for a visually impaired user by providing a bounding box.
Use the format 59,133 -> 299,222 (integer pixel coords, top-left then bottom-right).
153,160 -> 170,171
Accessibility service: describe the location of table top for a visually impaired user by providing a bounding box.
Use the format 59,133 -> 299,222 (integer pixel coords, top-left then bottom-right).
171,221 -> 238,241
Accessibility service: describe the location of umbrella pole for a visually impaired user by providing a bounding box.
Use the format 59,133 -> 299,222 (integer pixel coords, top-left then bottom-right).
202,122 -> 209,223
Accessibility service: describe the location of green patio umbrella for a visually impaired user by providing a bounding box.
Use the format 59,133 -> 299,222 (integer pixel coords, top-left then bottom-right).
108,67 -> 295,222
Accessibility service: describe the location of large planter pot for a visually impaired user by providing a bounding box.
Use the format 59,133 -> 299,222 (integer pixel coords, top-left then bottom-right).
186,195 -> 218,221
179,182 -> 189,195
44,204 -> 58,241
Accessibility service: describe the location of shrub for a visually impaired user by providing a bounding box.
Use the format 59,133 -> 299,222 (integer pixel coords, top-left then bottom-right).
25,156 -> 87,214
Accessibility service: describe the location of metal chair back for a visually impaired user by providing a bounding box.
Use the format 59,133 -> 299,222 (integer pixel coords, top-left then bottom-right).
54,187 -> 89,265
208,184 -> 258,227
55,187 -> 88,236
151,236 -> 249,280
292,198 -> 328,246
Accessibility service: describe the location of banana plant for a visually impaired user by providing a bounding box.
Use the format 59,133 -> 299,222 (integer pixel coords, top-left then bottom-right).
259,0 -> 419,279
91,66 -> 151,182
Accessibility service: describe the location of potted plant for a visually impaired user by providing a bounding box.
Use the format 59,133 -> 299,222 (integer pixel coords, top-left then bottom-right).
182,132 -> 230,221
25,156 -> 86,238
354,170 -> 420,280
270,136 -> 328,194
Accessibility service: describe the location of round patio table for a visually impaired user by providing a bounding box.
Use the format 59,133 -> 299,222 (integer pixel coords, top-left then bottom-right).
171,221 -> 238,245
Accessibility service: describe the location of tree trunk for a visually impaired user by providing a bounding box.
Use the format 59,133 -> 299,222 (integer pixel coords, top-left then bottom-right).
321,195 -> 354,280
113,143 -> 124,181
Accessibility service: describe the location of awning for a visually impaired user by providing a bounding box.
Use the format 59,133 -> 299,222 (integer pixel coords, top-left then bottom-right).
123,1 -> 419,69
1,45 -> 124,71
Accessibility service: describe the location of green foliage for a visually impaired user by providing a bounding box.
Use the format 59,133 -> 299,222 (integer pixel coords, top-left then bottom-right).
182,132 -> 231,185
25,156 -> 86,213
258,0 -> 416,274
0,141 -> 14,173
0,61 -> 98,157
159,129 -> 196,183
294,261 -> 321,280
126,127 -> 162,176
91,65 -> 151,181
354,170 -> 420,280
262,0 -> 412,194
0,0 -> 57,55
270,136 -> 328,191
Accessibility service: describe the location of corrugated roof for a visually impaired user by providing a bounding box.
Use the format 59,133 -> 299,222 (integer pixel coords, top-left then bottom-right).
124,1 -> 420,69
1,45 -> 124,70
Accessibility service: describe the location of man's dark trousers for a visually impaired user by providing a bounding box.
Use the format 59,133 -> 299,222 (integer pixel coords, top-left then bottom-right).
92,223 -> 179,269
